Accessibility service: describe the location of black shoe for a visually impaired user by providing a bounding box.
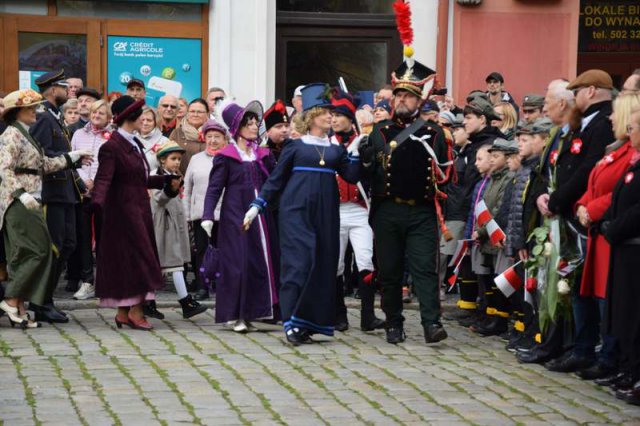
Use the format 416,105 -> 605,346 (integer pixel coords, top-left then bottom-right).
65,279 -> 79,292
545,353 -> 595,373
361,317 -> 385,332
576,363 -> 616,381
193,288 -> 210,301
611,374 -> 637,391
474,317 -> 508,337
595,371 -> 629,387
458,311 -> 483,327
179,294 -> 207,319
386,327 -> 406,344
517,348 -> 556,364
285,327 -> 311,346
30,303 -> 69,324
143,301 -> 165,320
424,323 -> 448,343
335,320 -> 349,332
620,381 -> 640,405
443,308 -> 476,322
505,333 -> 525,353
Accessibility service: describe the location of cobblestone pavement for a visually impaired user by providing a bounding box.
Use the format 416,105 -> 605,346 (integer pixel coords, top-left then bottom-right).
1,305 -> 640,426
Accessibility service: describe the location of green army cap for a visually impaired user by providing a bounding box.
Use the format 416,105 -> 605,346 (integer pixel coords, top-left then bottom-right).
522,94 -> 544,108
529,117 -> 553,134
464,97 -> 500,121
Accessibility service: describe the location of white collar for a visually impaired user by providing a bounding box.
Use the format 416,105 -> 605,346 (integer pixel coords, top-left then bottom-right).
233,143 -> 256,161
16,120 -> 31,132
301,134 -> 331,146
581,111 -> 599,132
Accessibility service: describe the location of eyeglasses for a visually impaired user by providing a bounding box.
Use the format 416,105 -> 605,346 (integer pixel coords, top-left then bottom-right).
161,104 -> 178,109
627,124 -> 640,134
189,110 -> 207,115
214,96 -> 225,102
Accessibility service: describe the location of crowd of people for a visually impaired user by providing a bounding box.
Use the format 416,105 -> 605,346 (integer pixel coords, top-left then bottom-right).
1,51 -> 640,407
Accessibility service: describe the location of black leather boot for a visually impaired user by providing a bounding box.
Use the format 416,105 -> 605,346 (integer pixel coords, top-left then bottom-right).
179,294 -> 207,319
358,270 -> 384,331
335,275 -> 349,332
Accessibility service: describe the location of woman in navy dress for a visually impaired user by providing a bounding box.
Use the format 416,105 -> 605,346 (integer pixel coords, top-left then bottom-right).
243,83 -> 362,345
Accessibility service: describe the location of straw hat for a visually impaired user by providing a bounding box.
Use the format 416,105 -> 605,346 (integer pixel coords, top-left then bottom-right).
2,89 -> 45,118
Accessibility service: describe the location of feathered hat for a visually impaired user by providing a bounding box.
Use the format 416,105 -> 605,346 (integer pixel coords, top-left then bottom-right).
263,99 -> 289,131
391,0 -> 437,99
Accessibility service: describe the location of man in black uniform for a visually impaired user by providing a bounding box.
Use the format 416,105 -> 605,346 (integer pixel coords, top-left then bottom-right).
361,59 -> 452,344
30,70 -> 84,323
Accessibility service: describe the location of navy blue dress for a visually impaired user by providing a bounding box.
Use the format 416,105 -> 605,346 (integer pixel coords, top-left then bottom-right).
257,135 -> 360,335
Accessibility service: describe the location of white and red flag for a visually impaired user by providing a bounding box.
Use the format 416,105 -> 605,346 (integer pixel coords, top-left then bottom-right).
524,268 -> 536,306
448,239 -> 472,267
474,200 -> 506,246
495,261 -> 524,297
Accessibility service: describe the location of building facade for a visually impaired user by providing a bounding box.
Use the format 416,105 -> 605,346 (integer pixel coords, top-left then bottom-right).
0,0 -> 636,107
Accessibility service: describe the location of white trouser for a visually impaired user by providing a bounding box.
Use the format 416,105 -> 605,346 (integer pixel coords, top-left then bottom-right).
337,202 -> 374,276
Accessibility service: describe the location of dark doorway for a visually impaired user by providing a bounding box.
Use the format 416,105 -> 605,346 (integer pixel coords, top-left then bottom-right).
276,2 -> 401,103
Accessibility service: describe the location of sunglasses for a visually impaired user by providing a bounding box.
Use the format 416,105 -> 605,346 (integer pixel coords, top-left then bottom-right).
161,104 -> 178,109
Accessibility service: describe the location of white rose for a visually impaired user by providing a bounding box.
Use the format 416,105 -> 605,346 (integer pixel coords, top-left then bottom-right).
557,279 -> 570,295
543,242 -> 553,256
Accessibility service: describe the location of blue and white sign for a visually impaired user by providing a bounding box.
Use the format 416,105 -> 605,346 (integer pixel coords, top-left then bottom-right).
107,36 -> 202,106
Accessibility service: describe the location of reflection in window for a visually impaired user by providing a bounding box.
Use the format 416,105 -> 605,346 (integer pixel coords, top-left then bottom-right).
0,0 -> 47,15
18,32 -> 87,82
277,0 -> 394,14
285,41 -> 387,100
57,0 -> 201,21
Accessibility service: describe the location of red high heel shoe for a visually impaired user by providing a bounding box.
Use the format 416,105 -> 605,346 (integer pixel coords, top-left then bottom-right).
115,315 -> 130,329
127,314 -> 153,331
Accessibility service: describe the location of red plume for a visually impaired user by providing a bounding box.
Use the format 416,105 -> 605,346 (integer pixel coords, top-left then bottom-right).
393,0 -> 413,46
274,99 -> 286,115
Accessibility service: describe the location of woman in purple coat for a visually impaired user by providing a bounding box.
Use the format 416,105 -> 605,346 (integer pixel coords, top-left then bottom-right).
91,96 -> 180,330
200,101 -> 278,333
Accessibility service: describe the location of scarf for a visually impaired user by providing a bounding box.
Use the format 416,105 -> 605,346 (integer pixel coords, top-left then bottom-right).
179,118 -> 201,142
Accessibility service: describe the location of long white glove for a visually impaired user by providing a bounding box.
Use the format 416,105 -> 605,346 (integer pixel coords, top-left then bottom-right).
19,192 -> 40,210
68,150 -> 93,163
243,206 -> 260,231
347,134 -> 367,155
201,220 -> 214,238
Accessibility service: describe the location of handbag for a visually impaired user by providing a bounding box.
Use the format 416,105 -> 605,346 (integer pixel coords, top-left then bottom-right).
199,243 -> 221,290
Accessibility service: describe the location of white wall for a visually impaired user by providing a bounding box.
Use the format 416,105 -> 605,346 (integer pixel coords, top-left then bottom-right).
208,0 -> 440,105
208,0 -> 276,106
411,0 -> 440,70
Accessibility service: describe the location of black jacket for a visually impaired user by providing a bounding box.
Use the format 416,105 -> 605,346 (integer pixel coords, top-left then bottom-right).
548,101 -> 614,219
505,155 -> 539,256
30,101 -> 82,204
455,126 -> 504,222
67,117 -> 88,139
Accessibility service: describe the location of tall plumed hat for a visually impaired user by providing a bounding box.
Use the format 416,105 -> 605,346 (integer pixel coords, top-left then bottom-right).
301,83 -> 335,112
390,0 -> 437,99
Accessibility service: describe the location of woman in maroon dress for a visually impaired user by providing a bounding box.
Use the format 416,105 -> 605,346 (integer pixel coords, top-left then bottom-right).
91,96 -> 180,330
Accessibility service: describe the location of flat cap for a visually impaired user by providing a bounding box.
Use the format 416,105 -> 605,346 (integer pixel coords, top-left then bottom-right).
465,98 -> 500,121
76,87 -> 101,100
489,138 -> 519,154
529,117 -> 553,134
567,69 -> 613,91
522,94 -> 544,108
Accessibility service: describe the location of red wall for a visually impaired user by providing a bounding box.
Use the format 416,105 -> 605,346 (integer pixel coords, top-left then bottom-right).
452,0 -> 580,106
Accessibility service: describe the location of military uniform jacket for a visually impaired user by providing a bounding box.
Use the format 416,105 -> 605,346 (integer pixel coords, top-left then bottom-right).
30,101 -> 82,204
362,116 -> 450,209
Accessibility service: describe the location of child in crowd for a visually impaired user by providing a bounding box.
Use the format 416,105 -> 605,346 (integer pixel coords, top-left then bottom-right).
460,144 -> 492,327
469,139 -> 513,336
150,141 -> 208,319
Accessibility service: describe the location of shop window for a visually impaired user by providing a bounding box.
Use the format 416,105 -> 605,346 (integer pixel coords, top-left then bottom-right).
18,32 -> 87,89
57,0 -> 201,21
0,0 -> 48,15
277,0 -> 394,14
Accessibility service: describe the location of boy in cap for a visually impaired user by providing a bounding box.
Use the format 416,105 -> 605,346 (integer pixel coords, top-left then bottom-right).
485,72 -> 518,114
503,117 -> 553,352
521,94 -> 545,124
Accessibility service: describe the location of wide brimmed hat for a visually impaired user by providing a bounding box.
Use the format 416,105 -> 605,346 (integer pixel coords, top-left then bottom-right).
301,83 -> 334,112
156,140 -> 186,160
221,100 -> 263,139
111,95 -> 145,125
2,89 -> 45,118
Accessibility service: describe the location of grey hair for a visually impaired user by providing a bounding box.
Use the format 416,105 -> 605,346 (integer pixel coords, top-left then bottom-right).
547,79 -> 574,106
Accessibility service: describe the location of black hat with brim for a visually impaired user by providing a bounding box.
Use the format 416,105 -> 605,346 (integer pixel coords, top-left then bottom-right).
111,95 -> 145,125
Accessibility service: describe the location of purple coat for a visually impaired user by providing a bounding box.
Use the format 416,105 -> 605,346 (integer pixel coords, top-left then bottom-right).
91,131 -> 167,301
202,144 -> 279,323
